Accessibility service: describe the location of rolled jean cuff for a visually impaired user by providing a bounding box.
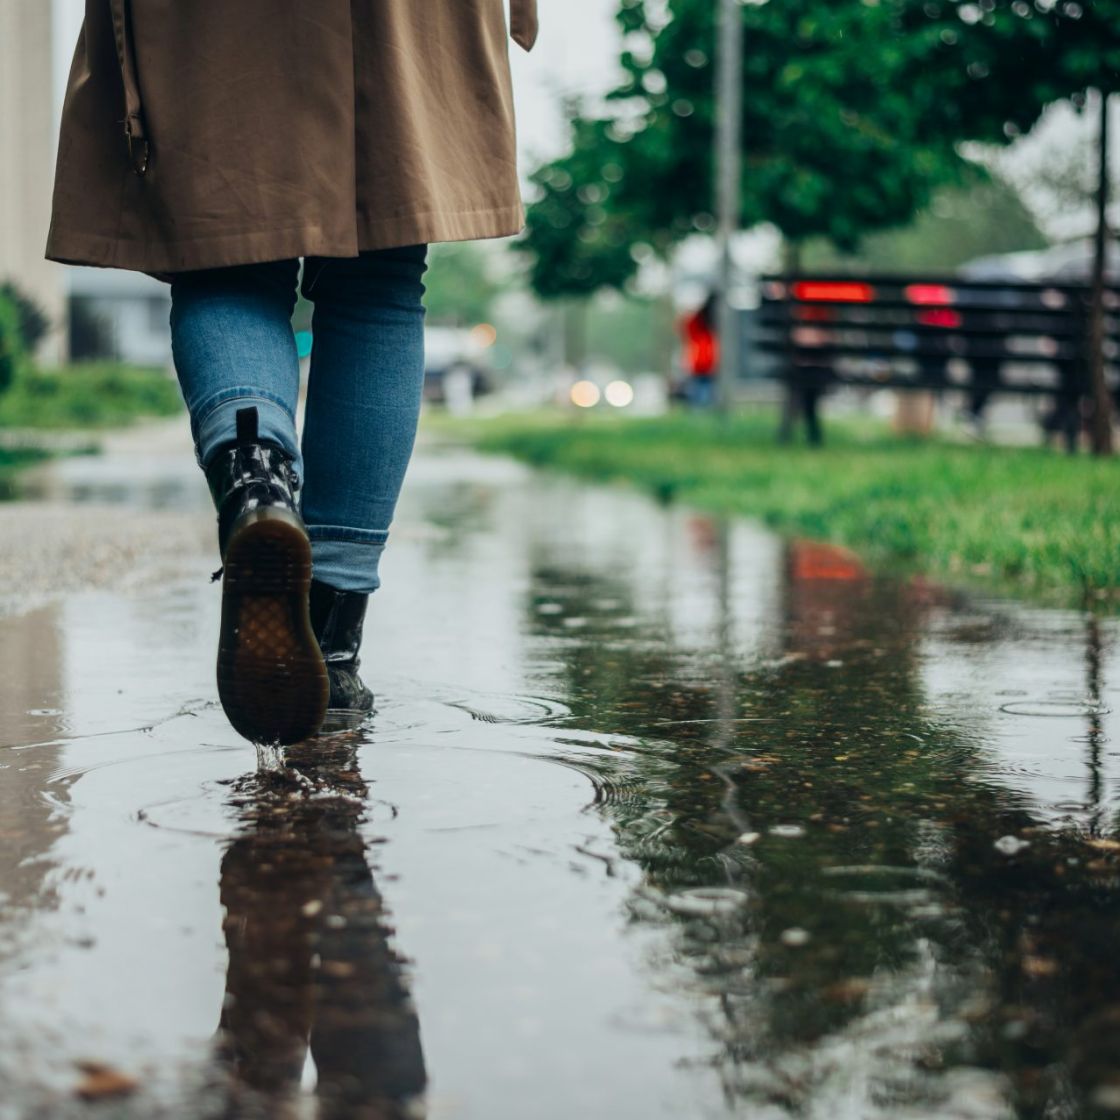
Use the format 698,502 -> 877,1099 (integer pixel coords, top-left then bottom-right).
308,527 -> 390,595
195,392 -> 301,477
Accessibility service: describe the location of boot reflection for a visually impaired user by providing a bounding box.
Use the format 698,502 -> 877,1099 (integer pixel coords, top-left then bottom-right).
215,734 -> 426,1119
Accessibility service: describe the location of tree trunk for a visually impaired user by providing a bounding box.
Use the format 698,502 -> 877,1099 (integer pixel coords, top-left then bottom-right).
1088,90 -> 1114,456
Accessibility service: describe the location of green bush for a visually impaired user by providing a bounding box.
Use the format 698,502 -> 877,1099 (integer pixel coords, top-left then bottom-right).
0,282 -> 50,353
0,362 -> 184,429
0,292 -> 24,395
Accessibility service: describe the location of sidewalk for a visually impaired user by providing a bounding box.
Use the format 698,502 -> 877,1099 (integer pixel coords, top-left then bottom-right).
0,418 -> 211,616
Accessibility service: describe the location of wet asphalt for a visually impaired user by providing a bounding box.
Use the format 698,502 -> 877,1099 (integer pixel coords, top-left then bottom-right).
1,419 -> 1120,1120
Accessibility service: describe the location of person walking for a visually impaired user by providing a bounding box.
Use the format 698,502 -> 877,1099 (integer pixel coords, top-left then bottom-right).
46,1 -> 538,744
680,294 -> 719,408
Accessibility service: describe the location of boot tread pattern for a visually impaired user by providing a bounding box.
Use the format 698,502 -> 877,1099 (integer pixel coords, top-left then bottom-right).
217,515 -> 328,744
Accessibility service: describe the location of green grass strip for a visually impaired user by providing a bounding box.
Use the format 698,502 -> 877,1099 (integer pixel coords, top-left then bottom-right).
435,410 -> 1120,609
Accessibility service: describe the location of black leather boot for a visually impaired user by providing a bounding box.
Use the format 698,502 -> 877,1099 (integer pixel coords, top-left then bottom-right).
204,406 -> 328,745
308,578 -> 375,727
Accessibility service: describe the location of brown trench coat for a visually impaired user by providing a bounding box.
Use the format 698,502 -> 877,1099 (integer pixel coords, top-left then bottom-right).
45,1 -> 538,275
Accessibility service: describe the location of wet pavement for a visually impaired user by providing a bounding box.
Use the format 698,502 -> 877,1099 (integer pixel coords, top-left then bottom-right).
2,424 -> 1120,1119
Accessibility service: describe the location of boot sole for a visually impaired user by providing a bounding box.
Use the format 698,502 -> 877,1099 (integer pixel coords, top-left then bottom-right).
217,509 -> 329,745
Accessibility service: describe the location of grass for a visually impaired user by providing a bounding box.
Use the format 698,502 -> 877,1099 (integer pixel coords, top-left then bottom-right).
434,409 -> 1120,608
0,362 -> 183,430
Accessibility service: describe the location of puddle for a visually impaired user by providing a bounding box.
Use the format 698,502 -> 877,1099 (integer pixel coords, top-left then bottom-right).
0,437 -> 1119,1118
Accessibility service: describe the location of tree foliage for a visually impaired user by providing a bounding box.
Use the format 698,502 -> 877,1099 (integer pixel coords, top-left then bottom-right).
0,282 -> 49,354
0,293 -> 25,396
524,118 -> 645,298
803,171 -> 1048,273
522,0 -> 1119,298
423,243 -> 506,325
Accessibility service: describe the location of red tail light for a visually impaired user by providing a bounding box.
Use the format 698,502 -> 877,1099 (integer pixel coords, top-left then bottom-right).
917,309 -> 962,328
905,284 -> 955,305
792,282 -> 875,303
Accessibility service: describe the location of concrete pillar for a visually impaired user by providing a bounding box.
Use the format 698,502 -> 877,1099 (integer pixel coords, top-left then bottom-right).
0,0 -> 68,364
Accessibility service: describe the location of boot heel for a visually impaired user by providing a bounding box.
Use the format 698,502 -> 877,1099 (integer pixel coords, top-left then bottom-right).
217,511 -> 328,744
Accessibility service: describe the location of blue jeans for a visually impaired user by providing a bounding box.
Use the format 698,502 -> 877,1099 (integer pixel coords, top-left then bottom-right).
688,376 -> 716,408
169,246 -> 428,594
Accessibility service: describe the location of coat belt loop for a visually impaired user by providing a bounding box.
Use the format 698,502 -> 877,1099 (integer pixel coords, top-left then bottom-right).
109,0 -> 150,174
509,0 -> 539,51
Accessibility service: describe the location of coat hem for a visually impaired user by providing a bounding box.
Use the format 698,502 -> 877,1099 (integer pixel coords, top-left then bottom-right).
45,203 -> 526,277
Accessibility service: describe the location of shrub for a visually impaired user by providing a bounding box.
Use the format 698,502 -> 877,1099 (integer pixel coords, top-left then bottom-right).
0,292 -> 24,395
0,362 -> 183,429
0,282 -> 50,353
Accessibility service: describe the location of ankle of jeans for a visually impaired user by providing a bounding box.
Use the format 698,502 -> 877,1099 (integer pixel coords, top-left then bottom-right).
308,528 -> 389,594
196,393 -> 302,480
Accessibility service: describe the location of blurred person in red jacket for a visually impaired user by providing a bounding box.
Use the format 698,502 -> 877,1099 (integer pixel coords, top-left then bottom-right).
680,294 -> 719,408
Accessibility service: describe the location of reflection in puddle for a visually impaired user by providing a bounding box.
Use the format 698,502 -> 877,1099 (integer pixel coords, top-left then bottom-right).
215,737 -> 426,1118
1,443 -> 1119,1118
515,526 -> 1120,1119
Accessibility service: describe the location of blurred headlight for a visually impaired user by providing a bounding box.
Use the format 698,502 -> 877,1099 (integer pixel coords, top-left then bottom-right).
605,380 -> 634,407
570,380 -> 601,408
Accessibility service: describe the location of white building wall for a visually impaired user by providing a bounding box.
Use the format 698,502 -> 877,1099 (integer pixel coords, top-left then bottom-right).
0,0 -> 68,363
101,296 -> 173,369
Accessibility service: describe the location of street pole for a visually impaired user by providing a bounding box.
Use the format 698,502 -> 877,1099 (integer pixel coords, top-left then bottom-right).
714,0 -> 743,414
1089,89 -> 1114,456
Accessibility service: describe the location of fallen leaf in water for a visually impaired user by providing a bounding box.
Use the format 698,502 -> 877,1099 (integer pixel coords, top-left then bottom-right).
75,1062 -> 138,1100
1087,839 -> 1120,853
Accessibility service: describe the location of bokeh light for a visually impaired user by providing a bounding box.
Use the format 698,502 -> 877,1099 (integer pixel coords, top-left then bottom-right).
469,323 -> 498,348
604,380 -> 634,407
570,380 -> 601,408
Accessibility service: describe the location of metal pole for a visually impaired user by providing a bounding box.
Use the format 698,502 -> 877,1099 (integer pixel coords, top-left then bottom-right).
714,0 -> 743,413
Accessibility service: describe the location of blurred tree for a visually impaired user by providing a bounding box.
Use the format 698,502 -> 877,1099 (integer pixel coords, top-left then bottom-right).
0,282 -> 50,354
0,292 -> 25,395
921,0 -> 1120,107
522,0 -> 1115,296
292,245 -> 506,334
1003,119 -> 1117,226
423,243 -> 506,325
803,172 -> 1049,274
914,1 -> 1120,452
523,117 -> 646,299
